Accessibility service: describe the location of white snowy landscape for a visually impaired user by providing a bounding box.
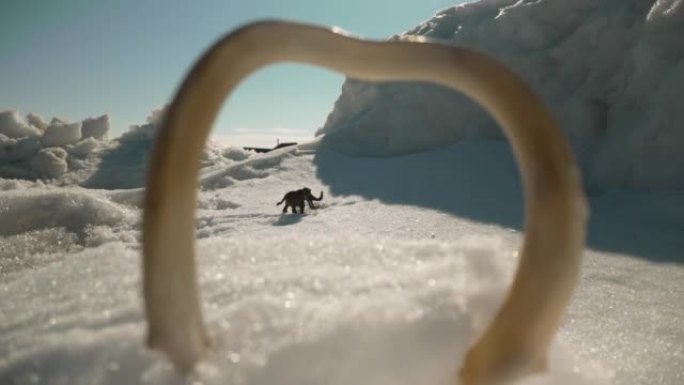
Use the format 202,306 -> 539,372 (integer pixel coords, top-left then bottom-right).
1,0 -> 683,384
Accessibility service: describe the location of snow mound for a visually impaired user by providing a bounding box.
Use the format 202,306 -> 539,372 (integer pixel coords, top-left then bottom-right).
26,112 -> 48,130
0,188 -> 135,239
0,187 -> 136,273
0,108 -> 248,188
30,147 -> 68,179
67,138 -> 101,158
118,106 -> 166,143
199,145 -> 293,190
0,135 -> 41,163
41,120 -> 82,147
120,121 -> 158,142
222,146 -> 253,162
318,0 -> 684,191
84,128 -> 247,190
0,112 -> 110,181
0,110 -> 41,138
81,114 -> 110,140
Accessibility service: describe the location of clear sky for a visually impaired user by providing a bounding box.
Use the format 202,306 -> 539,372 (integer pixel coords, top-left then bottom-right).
0,0 -> 464,145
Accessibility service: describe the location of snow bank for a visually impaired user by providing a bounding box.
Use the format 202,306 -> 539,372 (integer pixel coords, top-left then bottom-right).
81,114 -> 110,140
0,110 -> 41,138
117,106 -> 166,143
67,137 -> 101,158
26,112 -> 48,130
30,147 -> 68,178
0,112 -> 109,181
0,188 -> 137,273
41,120 -> 82,147
0,135 -> 41,163
81,108 -> 251,189
318,0 -> 684,191
0,108 -> 249,188
222,146 -> 253,161
0,188 -> 134,239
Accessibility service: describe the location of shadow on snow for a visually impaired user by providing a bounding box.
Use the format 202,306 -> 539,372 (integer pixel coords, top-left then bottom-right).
314,139 -> 684,263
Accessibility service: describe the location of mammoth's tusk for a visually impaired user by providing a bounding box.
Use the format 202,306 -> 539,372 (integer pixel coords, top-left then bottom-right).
142,20 -> 587,384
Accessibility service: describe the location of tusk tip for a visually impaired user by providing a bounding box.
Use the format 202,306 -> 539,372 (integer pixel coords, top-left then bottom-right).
458,348 -> 547,385
146,326 -> 209,373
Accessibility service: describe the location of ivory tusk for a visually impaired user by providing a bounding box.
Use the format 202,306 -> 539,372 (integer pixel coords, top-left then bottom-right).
142,20 -> 588,384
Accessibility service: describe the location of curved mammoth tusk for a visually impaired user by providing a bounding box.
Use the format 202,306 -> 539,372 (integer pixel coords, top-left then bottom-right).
143,20 -> 588,384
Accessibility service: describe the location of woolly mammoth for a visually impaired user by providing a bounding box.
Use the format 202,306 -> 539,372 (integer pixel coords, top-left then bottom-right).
276,187 -> 324,213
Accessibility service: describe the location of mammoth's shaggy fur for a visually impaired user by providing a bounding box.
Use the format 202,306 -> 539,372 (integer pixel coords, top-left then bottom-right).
276,187 -> 324,213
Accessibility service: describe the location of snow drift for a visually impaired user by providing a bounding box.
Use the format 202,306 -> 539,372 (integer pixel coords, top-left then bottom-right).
1,141 -> 682,385
317,0 -> 684,191
0,108 -> 251,189
0,110 -> 110,181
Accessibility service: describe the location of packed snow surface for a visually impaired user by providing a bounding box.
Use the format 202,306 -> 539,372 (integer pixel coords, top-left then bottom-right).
1,138 -> 683,385
2,0 -> 684,384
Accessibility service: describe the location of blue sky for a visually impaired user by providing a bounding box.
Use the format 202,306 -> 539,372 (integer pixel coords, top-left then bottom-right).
0,0 -> 463,145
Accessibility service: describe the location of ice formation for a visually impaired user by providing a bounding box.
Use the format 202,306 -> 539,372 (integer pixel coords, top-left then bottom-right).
0,110 -> 41,138
318,0 -> 684,191
81,114 -> 110,140
0,108 -> 246,187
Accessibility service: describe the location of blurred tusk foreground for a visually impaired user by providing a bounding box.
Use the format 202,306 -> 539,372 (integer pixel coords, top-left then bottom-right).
142,21 -> 588,385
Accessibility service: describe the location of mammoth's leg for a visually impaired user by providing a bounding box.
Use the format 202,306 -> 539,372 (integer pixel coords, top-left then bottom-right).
282,204 -> 289,214
298,202 -> 305,213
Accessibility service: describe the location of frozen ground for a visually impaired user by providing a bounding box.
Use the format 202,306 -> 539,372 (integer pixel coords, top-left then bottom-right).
1,0 -> 683,383
1,140 -> 682,385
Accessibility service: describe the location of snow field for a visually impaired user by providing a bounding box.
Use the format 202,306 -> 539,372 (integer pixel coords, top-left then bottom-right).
1,144 -> 682,384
